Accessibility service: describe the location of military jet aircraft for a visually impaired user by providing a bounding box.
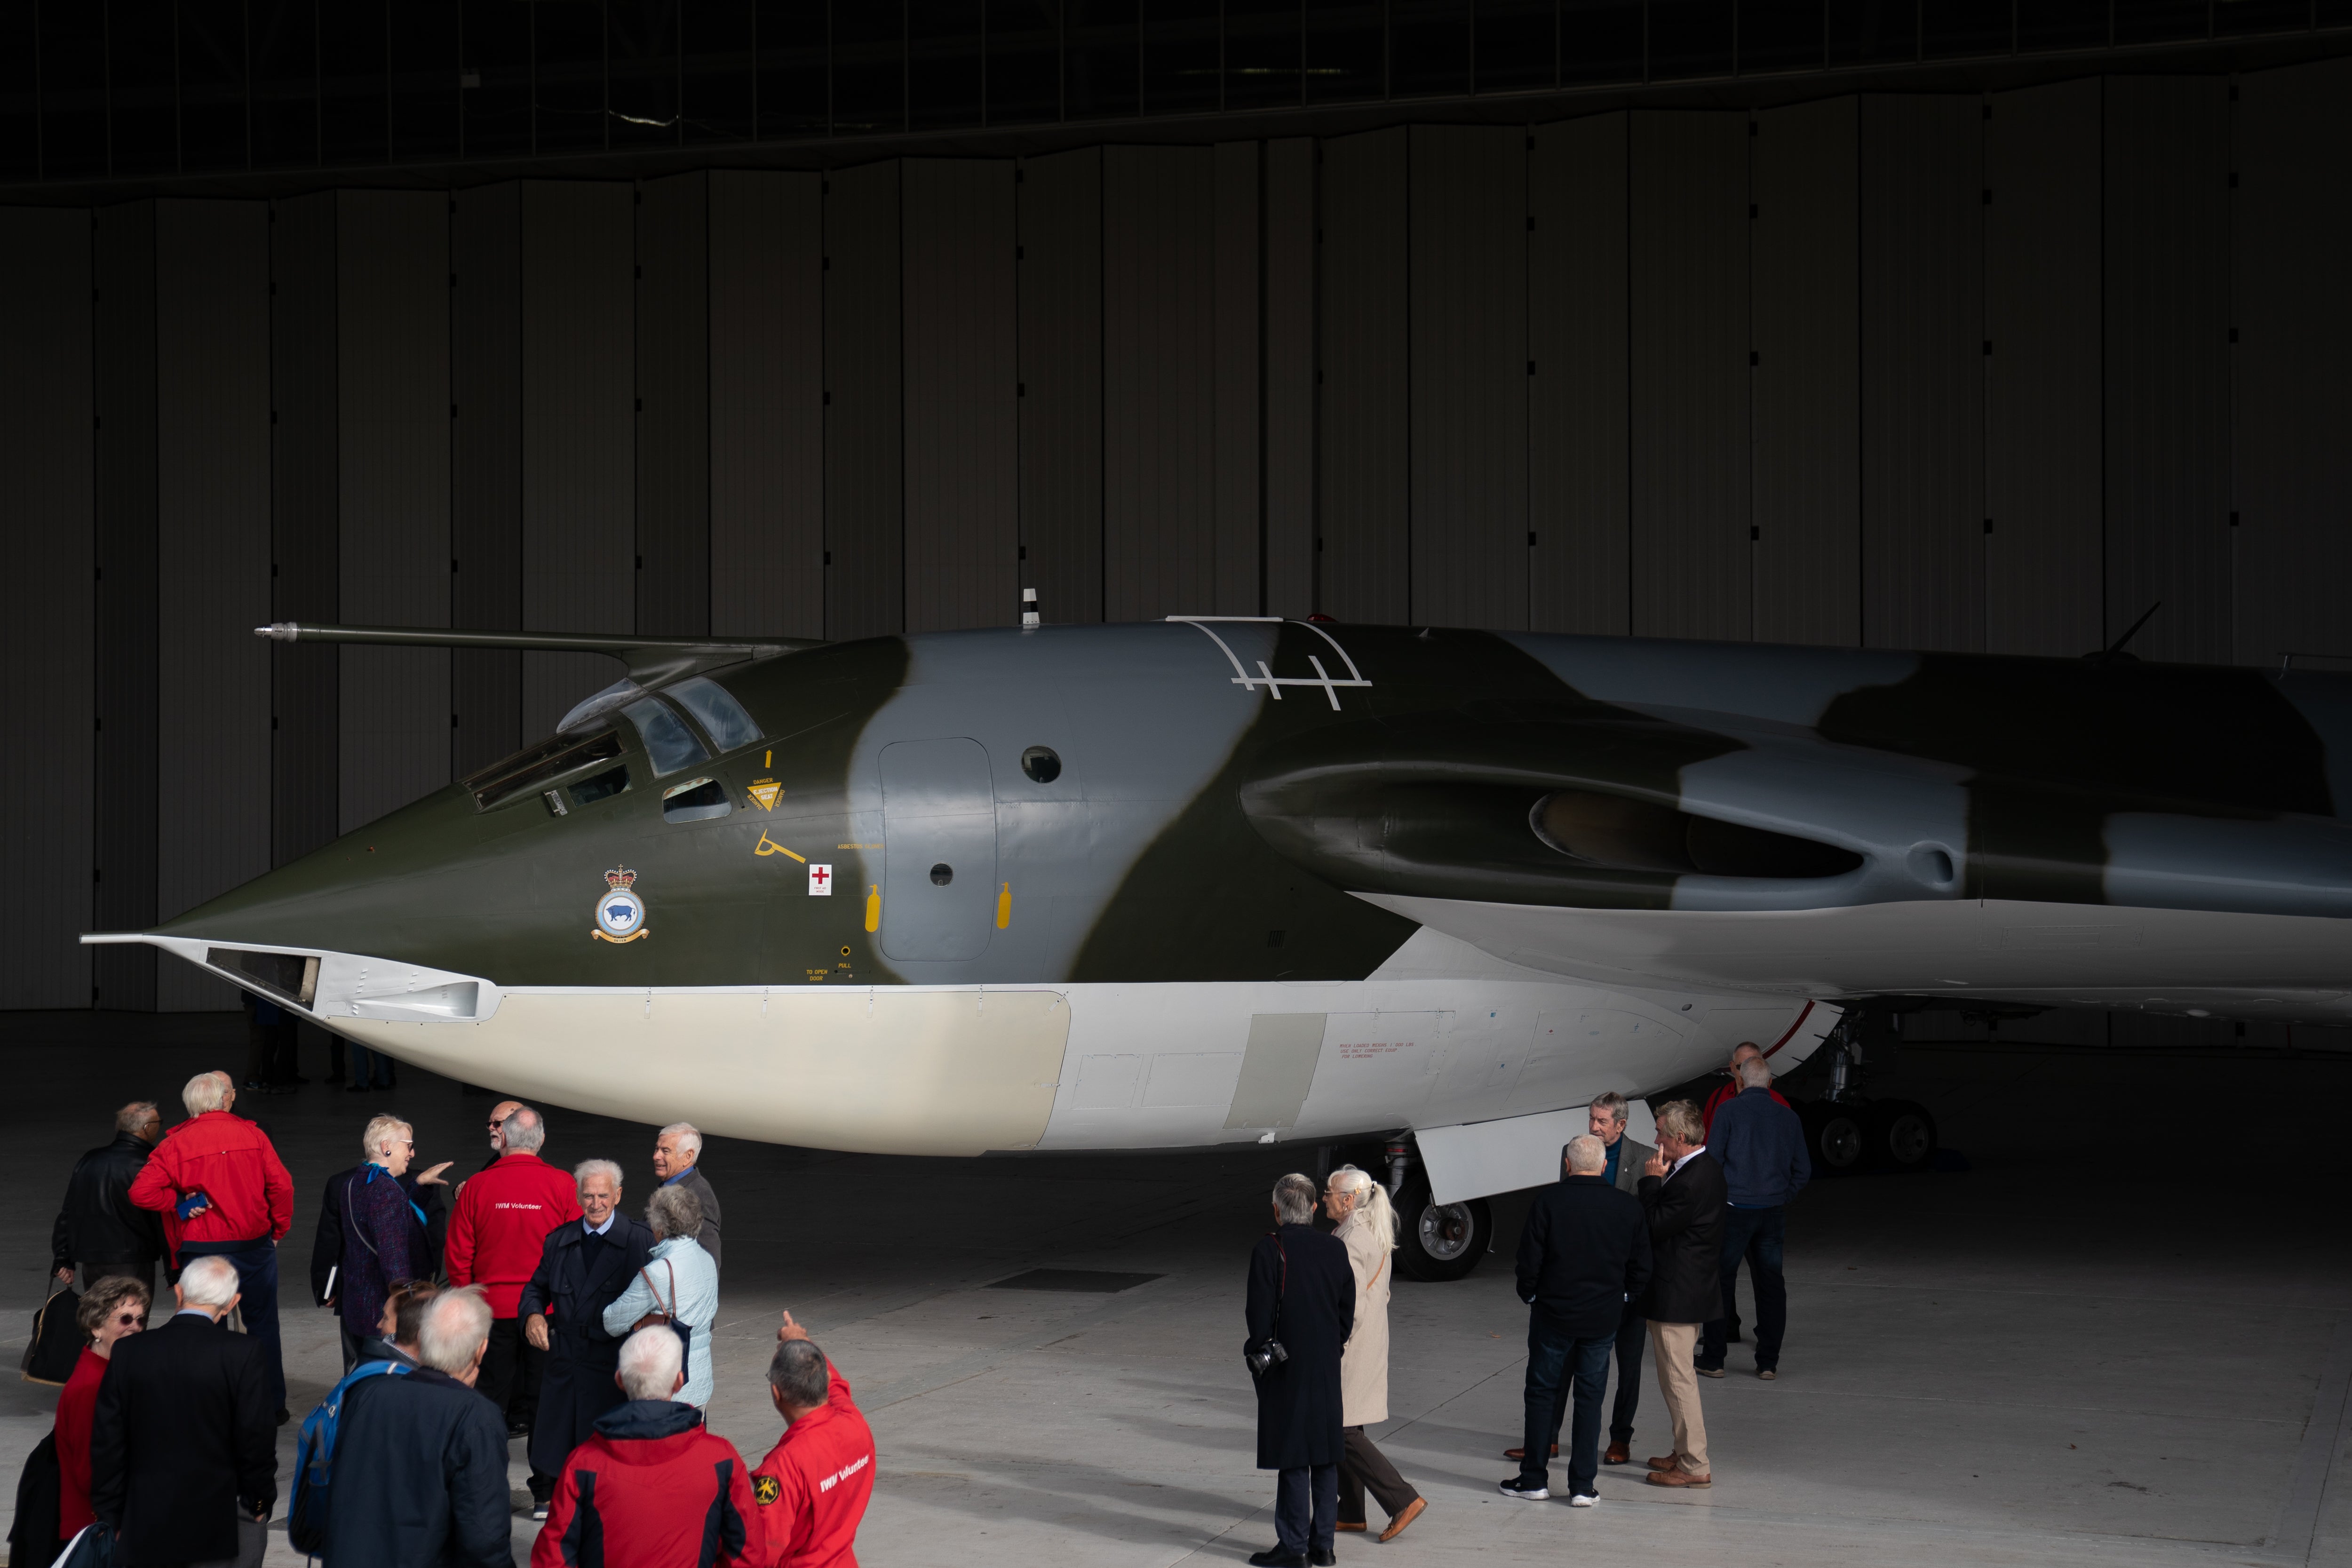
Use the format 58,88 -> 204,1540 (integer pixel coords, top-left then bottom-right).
87,615 -> 2352,1278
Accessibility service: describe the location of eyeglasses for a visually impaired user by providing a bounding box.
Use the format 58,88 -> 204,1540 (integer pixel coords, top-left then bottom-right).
114,1311 -> 142,1326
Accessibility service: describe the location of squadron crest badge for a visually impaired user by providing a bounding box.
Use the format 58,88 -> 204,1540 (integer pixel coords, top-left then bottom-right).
592,867 -> 649,943
753,1474 -> 781,1506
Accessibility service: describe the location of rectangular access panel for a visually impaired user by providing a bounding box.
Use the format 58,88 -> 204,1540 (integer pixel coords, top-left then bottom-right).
879,738 -> 999,961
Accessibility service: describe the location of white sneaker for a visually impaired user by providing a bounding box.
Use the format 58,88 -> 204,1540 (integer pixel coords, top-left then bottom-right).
1568,1494 -> 1597,1508
1497,1477 -> 1549,1501
531,1501 -> 550,1521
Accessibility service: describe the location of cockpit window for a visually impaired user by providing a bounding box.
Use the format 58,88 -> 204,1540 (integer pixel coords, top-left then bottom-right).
559,678 -> 645,734
665,677 -> 762,754
571,765 -> 630,806
661,776 -> 731,823
463,730 -> 624,812
622,698 -> 710,776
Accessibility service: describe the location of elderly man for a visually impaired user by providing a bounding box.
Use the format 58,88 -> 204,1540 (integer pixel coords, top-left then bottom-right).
1245,1173 -> 1354,1568
128,1070 -> 297,1421
1639,1101 -> 1725,1488
474,1099 -> 524,1175
533,1328 -> 758,1565
51,1100 -> 166,1294
447,1106 -> 578,1438
1700,1042 -> 1790,1136
652,1121 -> 723,1270
326,1286 -> 512,1568
89,1254 -> 276,1568
518,1159 -> 653,1521
748,1312 -> 876,1568
1501,1135 -> 1650,1507
1700,1057 -> 1811,1380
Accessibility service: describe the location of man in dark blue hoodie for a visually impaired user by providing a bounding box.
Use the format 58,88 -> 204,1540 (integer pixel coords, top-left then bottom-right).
1699,1059 -> 1811,1379
1499,1135 -> 1651,1508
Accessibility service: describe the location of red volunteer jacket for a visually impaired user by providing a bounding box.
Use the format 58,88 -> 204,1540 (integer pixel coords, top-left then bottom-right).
532,1400 -> 759,1568
127,1110 -> 295,1258
446,1152 -> 582,1318
1701,1080 -> 1790,1137
747,1371 -> 874,1568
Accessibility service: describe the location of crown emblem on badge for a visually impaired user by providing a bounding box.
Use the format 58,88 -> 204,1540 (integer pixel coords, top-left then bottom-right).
604,867 -> 637,889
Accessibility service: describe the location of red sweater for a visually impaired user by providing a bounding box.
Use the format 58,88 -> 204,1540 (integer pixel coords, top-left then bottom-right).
55,1346 -> 106,1534
532,1401 -> 759,1568
127,1111 -> 294,1258
1701,1081 -> 1790,1137
446,1153 -> 582,1318
748,1372 -> 874,1568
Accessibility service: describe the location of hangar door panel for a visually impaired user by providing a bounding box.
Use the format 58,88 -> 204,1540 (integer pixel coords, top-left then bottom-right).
1506,1009 -> 1682,1114
879,738 -> 998,961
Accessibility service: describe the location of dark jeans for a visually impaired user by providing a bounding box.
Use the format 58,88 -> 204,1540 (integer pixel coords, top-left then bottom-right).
1520,1313 -> 1614,1498
179,1240 -> 285,1412
1701,1204 -> 1788,1370
348,1045 -> 396,1089
478,1315 -> 546,1431
1336,1426 -> 1417,1525
1274,1463 -> 1337,1556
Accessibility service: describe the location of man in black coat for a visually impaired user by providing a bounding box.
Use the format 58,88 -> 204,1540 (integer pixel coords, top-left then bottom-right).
89,1255 -> 276,1568
50,1102 -> 166,1292
1636,1099 -> 1726,1488
1501,1135 -> 1651,1506
517,1158 -> 652,1521
325,1286 -> 514,1568
1244,1173 -> 1354,1568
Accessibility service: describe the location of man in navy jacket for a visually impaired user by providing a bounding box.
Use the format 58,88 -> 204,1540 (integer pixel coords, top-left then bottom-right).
1700,1059 -> 1811,1378
1501,1136 -> 1651,1507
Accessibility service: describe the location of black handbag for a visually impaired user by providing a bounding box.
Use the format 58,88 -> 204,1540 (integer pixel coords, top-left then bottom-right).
6,1430 -> 63,1568
22,1281 -> 82,1385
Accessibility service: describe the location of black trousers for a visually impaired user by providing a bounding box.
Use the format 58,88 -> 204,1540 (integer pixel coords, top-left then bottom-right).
477,1315 -> 546,1431
1274,1464 -> 1337,1557
1336,1427 -> 1418,1525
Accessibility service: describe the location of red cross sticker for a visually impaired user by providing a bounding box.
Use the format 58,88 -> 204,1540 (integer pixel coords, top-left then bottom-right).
808,863 -> 833,896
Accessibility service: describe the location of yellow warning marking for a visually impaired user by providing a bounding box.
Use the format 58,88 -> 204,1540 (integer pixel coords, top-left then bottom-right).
763,749 -> 772,767
864,884 -> 881,933
996,881 -> 1012,929
754,831 -> 806,863
747,779 -> 782,812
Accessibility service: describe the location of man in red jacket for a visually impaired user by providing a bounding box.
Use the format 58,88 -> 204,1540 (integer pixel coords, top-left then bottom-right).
748,1313 -> 875,1568
1700,1043 -> 1791,1137
127,1069 -> 296,1419
533,1328 -> 759,1567
445,1104 -> 579,1439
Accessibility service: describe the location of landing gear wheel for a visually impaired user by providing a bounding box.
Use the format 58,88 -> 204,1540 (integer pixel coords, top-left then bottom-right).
1803,1102 -> 1870,1176
1392,1176 -> 1491,1282
1868,1100 -> 1938,1172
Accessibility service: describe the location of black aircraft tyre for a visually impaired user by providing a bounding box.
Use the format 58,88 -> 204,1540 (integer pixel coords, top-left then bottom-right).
1867,1099 -> 1939,1172
1393,1176 -> 1491,1282
1803,1102 -> 1871,1177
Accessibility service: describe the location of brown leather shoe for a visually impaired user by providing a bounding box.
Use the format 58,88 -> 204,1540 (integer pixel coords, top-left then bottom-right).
1379,1496 -> 1427,1543
1335,1522 -> 1367,1533
1501,1444 -> 1560,1460
1645,1453 -> 1678,1472
1603,1441 -> 1631,1466
1646,1468 -> 1711,1488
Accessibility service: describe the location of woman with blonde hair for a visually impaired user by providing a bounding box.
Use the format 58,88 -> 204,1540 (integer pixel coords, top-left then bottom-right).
1325,1166 -> 1426,1541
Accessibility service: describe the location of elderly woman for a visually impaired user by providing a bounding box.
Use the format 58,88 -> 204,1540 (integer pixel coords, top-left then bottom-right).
1326,1165 -> 1427,1542
56,1275 -> 151,1541
601,1184 -> 719,1407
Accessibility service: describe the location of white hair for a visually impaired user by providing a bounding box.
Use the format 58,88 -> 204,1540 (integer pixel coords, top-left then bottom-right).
179,1255 -> 240,1308
658,1122 -> 703,1156
1273,1173 -> 1318,1226
575,1158 -> 623,1194
1327,1166 -> 1397,1254
502,1106 -> 547,1154
182,1071 -> 231,1117
417,1286 -> 493,1375
617,1326 -> 685,1401
361,1114 -> 411,1161
1738,1058 -> 1774,1089
1565,1134 -> 1607,1174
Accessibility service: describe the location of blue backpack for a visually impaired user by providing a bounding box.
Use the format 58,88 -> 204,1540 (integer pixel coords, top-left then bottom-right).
288,1360 -> 412,1553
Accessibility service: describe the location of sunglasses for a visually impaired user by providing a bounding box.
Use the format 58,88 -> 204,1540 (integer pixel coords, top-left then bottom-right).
114,1311 -> 142,1326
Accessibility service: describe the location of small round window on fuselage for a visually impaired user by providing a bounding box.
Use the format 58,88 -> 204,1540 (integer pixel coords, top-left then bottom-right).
1021,746 -> 1062,783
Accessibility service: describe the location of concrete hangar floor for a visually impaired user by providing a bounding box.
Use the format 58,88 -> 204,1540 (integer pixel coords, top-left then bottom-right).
0,1013 -> 2345,1568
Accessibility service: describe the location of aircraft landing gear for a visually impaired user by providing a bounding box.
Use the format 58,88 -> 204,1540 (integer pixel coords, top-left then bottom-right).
1798,1028 -> 1939,1176
1385,1138 -> 1492,1282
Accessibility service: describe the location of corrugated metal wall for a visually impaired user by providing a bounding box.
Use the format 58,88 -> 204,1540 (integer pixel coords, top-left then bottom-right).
16,69 -> 2352,1010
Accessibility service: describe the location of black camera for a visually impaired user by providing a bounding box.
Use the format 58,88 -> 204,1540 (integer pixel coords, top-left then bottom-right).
1245,1338 -> 1289,1377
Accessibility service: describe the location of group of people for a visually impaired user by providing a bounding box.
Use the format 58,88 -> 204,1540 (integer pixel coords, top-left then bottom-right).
1240,1045 -> 1811,1561
32,1070 -> 877,1568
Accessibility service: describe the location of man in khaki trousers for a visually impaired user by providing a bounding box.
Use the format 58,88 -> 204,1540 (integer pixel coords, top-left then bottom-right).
1637,1100 -> 1725,1487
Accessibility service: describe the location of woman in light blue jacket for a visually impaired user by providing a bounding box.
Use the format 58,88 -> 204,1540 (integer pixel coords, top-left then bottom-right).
601,1183 -> 719,1407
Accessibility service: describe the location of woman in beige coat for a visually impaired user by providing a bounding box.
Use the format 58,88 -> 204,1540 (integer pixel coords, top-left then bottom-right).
1326,1166 -> 1427,1542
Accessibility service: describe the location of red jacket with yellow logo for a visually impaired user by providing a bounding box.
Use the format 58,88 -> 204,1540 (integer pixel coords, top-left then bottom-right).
747,1370 -> 875,1568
